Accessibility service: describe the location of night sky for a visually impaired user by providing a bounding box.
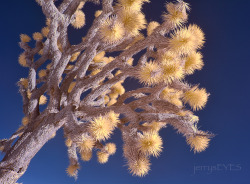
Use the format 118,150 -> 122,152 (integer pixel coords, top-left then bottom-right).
0,0 -> 250,184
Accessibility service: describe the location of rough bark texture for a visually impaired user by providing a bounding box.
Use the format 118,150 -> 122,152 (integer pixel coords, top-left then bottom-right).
0,0 -> 212,183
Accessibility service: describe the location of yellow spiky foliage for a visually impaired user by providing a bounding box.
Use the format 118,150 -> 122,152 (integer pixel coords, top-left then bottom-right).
95,10 -> 102,17
127,58 -> 134,65
118,10 -> 146,36
97,151 -> 109,164
99,18 -> 125,44
137,61 -> 162,86
115,70 -> 122,77
160,87 -> 183,106
112,82 -> 125,95
107,98 -> 117,106
109,92 -> 119,99
183,86 -> 209,111
39,95 -> 47,105
162,63 -> 184,83
188,24 -> 205,49
81,150 -> 92,161
184,52 -> 204,74
93,51 -> 105,63
104,95 -> 110,104
163,2 -> 189,26
187,135 -> 210,153
46,18 -> 51,26
128,157 -> 151,177
46,63 -> 52,69
116,0 -> 149,12
33,32 -> 43,41
168,27 -> 196,54
41,27 -> 49,37
106,111 -> 120,127
77,1 -> 85,9
105,143 -> 116,155
108,56 -> 115,63
147,21 -> 160,36
66,164 -> 79,177
19,78 -> 28,88
70,52 -> 81,62
72,10 -> 85,29
88,116 -> 114,141
138,132 -> 163,157
91,68 -> 102,76
18,53 -> 28,67
68,82 -> 76,93
78,138 -> 95,152
160,51 -> 177,65
65,138 -> 73,147
38,69 -> 47,78
20,34 -> 31,43
66,65 -> 74,70
22,117 -> 29,126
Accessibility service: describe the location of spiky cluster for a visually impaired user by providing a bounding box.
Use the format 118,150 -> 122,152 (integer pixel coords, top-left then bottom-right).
18,53 -> 28,67
137,59 -> 184,85
71,8 -> 85,29
121,120 -> 167,177
187,135 -> 210,153
20,34 -> 31,43
78,137 -> 95,152
138,132 -> 163,157
99,18 -> 125,44
98,0 -> 148,44
128,157 -> 151,177
184,52 -> 204,74
137,61 -> 162,86
66,164 -> 80,177
33,32 -> 43,41
163,1 -> 190,26
168,25 -> 204,54
183,86 -> 209,110
147,21 -> 160,36
88,111 -> 120,141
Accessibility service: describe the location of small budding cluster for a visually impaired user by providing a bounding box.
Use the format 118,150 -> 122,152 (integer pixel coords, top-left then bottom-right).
137,9 -> 209,112
7,0 -> 213,180
123,123 -> 165,176
65,111 -> 119,177
99,0 -> 148,43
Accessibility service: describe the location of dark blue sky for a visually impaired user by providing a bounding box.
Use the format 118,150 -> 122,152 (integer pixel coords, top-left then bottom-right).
1,0 -> 250,183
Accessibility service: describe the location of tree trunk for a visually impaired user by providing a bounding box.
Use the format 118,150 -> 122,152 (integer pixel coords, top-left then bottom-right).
0,113 -> 63,184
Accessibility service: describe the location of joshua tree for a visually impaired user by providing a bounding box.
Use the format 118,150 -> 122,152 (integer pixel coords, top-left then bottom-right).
0,0 -> 213,183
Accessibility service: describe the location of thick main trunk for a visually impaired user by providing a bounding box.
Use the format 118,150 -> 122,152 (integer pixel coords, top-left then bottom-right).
0,114 -> 62,184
